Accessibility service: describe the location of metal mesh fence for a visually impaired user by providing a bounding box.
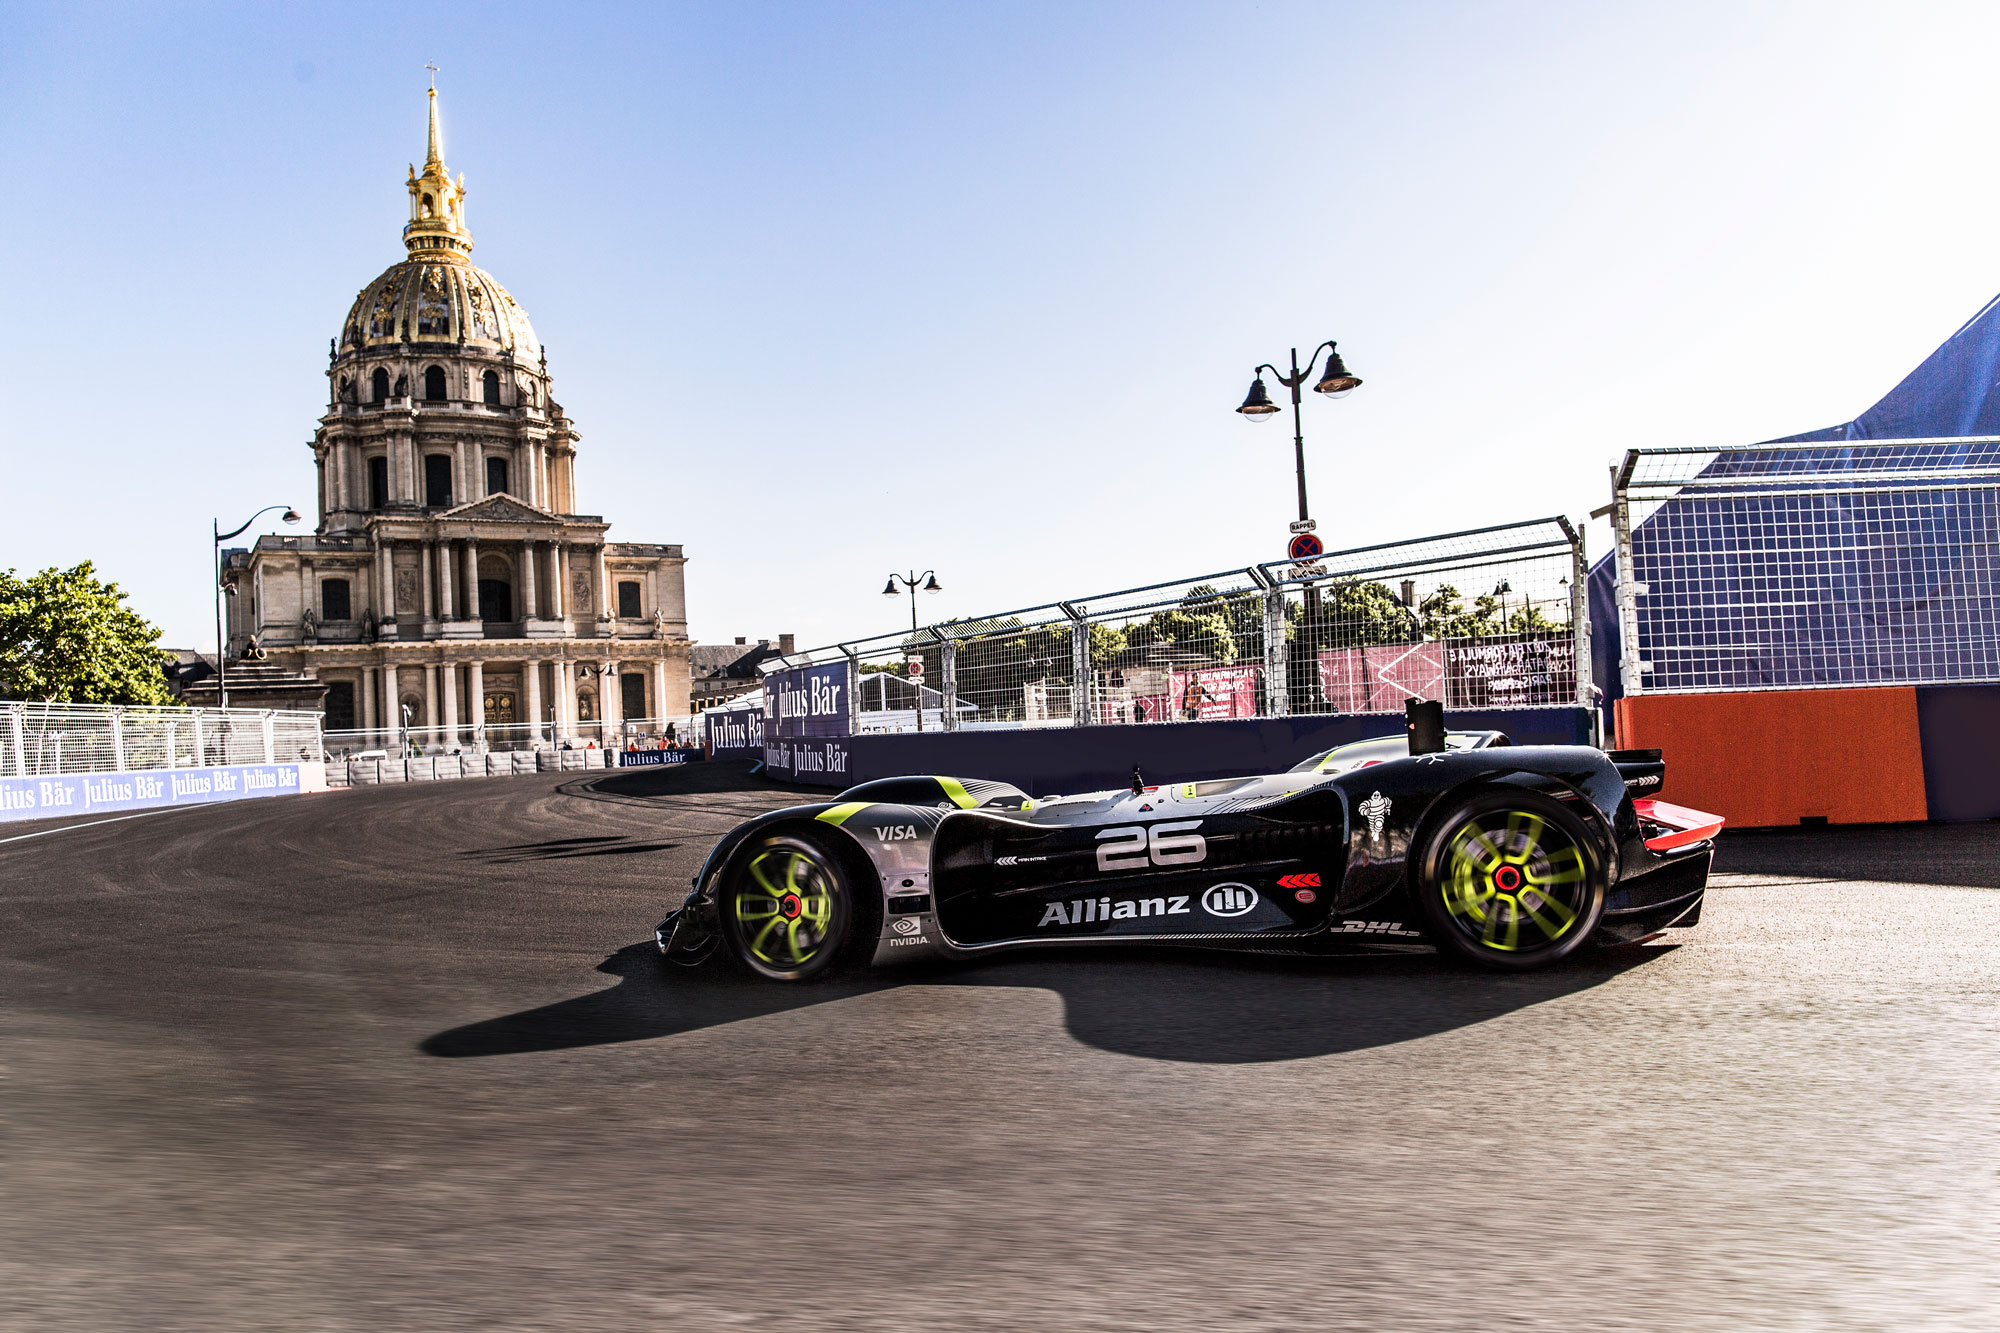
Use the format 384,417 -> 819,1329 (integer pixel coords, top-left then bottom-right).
1612,438 -> 2000,694
2,702 -> 325,777
771,518 -> 1589,733
322,715 -> 699,758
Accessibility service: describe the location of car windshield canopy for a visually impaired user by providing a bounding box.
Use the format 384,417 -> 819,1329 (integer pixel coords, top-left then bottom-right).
1287,730 -> 1509,775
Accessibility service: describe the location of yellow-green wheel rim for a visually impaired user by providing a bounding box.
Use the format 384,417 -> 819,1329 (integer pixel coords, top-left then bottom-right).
1439,809 -> 1588,952
732,846 -> 838,969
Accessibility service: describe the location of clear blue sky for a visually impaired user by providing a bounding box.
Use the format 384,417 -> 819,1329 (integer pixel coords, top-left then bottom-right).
5,2 -> 2000,654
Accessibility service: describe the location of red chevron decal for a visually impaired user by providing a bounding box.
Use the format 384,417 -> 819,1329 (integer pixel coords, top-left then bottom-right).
1277,873 -> 1320,890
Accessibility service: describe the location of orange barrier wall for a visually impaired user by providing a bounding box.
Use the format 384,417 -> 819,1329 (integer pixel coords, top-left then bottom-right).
1615,688 -> 1928,827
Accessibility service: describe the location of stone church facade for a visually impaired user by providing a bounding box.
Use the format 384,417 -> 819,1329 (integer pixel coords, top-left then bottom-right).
220,86 -> 690,743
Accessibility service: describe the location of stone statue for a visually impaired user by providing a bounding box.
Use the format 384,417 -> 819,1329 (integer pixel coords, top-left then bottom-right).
301,606 -> 319,643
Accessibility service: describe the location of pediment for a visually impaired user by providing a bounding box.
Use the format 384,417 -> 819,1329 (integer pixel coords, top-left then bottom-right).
439,494 -> 554,523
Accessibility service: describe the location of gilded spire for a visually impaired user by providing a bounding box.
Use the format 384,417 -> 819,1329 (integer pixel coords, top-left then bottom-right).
425,64 -> 444,171
403,74 -> 472,262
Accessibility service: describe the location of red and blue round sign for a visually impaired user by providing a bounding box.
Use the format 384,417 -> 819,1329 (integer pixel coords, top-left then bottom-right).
1287,532 -> 1324,560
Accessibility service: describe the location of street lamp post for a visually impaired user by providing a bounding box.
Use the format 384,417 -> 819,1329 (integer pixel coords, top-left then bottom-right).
1236,341 -> 1360,717
213,505 -> 302,709
1235,340 -> 1361,525
882,570 -> 942,732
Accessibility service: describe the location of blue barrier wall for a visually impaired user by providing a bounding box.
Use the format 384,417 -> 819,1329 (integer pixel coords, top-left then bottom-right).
0,763 -> 325,824
1915,685 -> 2000,822
769,708 -> 1593,796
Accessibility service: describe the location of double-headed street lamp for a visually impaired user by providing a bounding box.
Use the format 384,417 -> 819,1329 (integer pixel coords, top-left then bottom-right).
1236,341 -> 1361,525
883,569 -> 942,732
213,505 -> 301,708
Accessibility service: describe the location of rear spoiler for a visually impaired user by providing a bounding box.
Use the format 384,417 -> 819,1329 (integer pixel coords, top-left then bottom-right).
1634,798 -> 1725,852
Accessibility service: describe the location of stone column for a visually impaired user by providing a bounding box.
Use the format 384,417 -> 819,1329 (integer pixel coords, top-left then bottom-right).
551,542 -> 566,620
421,543 -> 435,622
423,663 -> 438,740
375,541 -> 392,621
464,538 -> 480,622
441,659 -> 459,745
554,660 -> 573,741
601,658 -> 623,745
468,660 -> 485,748
595,545 -> 610,621
439,541 -> 455,619
361,665 -> 377,732
525,659 -> 544,746
382,664 -> 400,741
653,657 -> 668,726
522,540 -> 538,620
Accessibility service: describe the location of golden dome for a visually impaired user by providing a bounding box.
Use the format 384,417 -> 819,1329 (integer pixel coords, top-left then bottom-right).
338,259 -> 541,356
335,86 -> 541,359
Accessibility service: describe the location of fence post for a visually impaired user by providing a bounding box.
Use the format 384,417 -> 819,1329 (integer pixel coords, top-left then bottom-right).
1558,517 -> 1593,713
261,711 -> 276,764
938,632 -> 958,733
109,707 -> 127,773
1061,603 -> 1091,727
192,711 -> 206,768
842,648 -> 860,735
10,704 -> 26,777
1253,568 -> 1288,718
1612,453 -> 1645,699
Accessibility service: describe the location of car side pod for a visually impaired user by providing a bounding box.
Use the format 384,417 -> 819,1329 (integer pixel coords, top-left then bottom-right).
1633,798 -> 1725,851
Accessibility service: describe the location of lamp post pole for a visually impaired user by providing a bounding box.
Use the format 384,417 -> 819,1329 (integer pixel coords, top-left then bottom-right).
882,569 -> 942,733
1236,340 -> 1361,529
213,505 -> 302,709
1236,341 -> 1361,716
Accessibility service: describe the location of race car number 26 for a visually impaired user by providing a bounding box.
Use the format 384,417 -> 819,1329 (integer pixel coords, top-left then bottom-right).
1096,821 -> 1207,872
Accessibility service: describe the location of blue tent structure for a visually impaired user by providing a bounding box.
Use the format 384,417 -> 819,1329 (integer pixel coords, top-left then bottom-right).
1587,287 -> 2000,714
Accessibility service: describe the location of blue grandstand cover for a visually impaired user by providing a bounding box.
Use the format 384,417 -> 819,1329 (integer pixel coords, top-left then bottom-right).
1588,286 -> 2000,706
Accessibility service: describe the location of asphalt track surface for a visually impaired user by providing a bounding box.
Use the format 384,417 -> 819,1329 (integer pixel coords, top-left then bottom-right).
3,763 -> 1995,1332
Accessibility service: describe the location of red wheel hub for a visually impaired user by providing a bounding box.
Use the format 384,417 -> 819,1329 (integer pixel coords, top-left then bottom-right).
779,893 -> 803,919
1491,865 -> 1523,893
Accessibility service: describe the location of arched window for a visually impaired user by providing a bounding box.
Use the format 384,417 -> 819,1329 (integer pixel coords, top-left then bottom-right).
482,370 -> 500,405
421,194 -> 435,218
486,456 -> 508,496
367,456 -> 389,509
424,366 -> 447,401
371,368 -> 390,403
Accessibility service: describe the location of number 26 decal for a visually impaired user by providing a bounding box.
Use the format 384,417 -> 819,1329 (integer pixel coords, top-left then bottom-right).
1095,820 -> 1207,872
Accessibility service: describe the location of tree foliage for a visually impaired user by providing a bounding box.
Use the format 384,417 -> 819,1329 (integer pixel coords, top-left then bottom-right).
0,562 -> 176,705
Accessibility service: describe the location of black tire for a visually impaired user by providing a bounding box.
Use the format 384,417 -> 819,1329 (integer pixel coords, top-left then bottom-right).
716,830 -> 877,982
1412,788 -> 1608,971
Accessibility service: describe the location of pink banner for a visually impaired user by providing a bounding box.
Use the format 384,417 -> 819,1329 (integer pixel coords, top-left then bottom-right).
1317,644 -> 1445,713
1168,665 -> 1261,721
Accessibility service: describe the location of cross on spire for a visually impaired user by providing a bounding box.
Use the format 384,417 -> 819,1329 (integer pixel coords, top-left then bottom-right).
426,61 -> 438,90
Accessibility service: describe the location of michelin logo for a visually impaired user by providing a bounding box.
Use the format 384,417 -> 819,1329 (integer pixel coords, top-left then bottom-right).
1358,791 -> 1391,842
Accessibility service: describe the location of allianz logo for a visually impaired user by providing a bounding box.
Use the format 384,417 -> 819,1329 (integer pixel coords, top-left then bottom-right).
1201,883 -> 1258,918
1038,895 -> 1191,927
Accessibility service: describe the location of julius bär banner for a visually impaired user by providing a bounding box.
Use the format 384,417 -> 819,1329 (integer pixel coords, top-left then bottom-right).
0,763 -> 323,824
765,661 -> 851,740
706,707 -> 764,753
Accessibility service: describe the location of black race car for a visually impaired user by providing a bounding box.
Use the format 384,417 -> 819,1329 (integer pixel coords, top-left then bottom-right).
656,730 -> 1722,980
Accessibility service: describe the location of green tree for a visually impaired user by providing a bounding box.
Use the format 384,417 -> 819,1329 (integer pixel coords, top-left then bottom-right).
0,562 -> 176,705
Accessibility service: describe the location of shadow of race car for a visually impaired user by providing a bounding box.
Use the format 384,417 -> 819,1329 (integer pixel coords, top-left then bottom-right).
656,730 -> 1722,980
